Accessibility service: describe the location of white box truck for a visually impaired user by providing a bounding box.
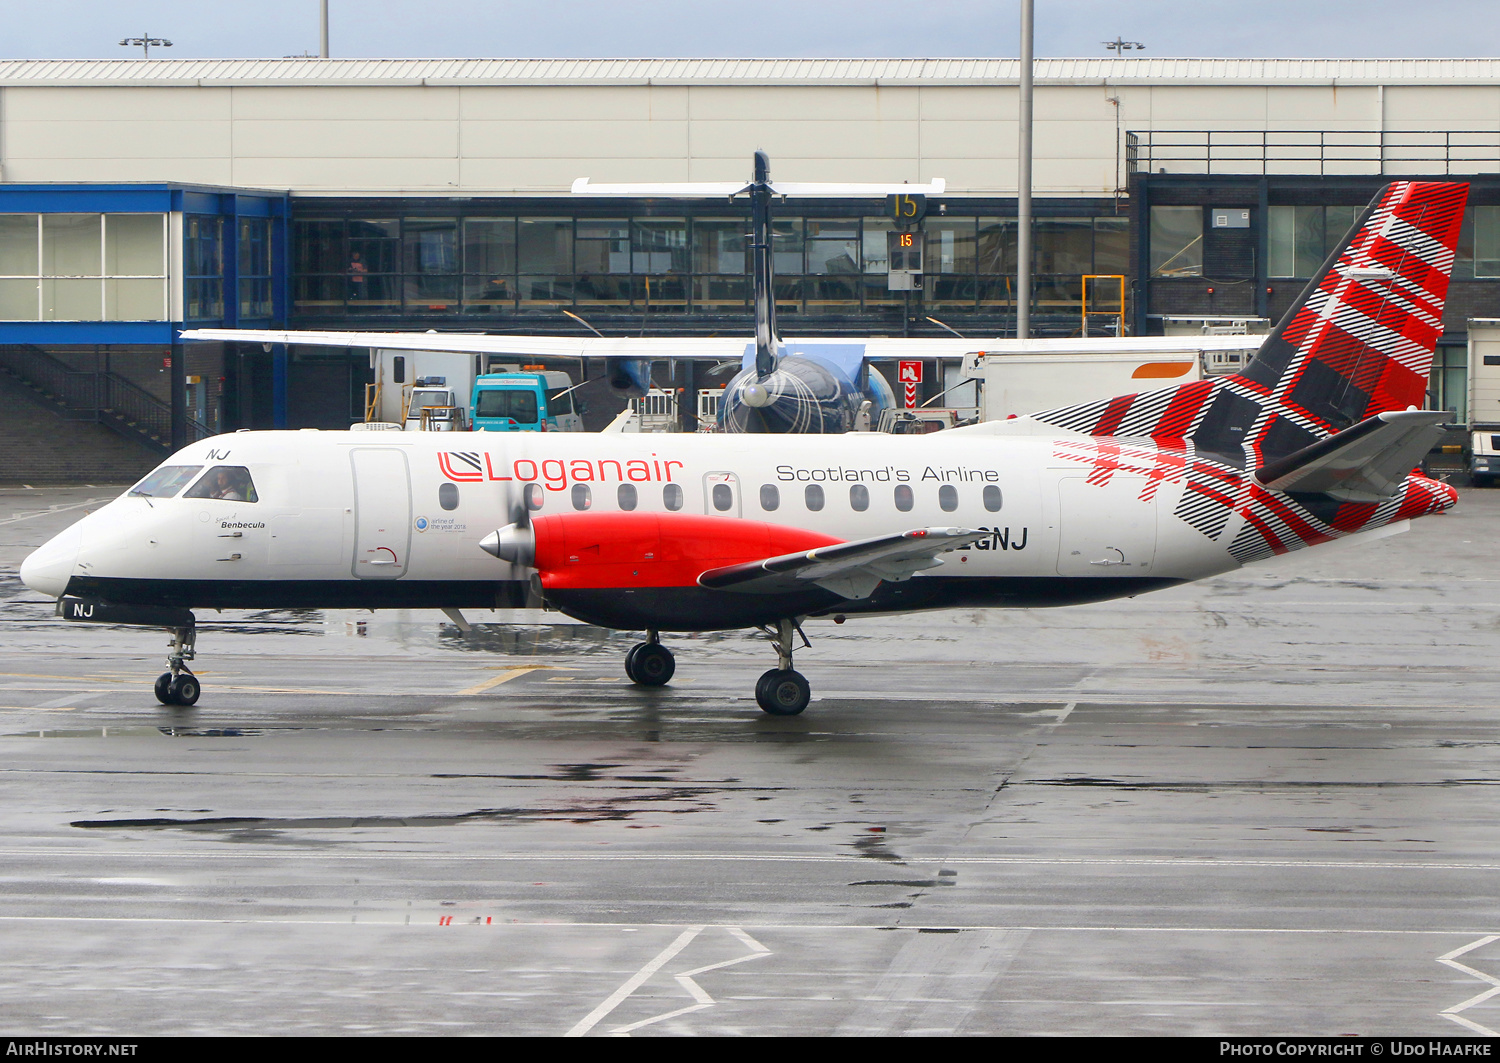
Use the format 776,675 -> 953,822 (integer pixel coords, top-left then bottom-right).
960,341 -> 1215,423
1465,320 -> 1500,484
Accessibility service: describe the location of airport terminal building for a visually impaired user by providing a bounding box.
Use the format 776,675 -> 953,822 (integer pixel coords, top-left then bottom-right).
1,57 -> 1498,466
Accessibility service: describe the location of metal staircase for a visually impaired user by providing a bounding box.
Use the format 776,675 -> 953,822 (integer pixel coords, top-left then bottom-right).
0,344 -> 210,454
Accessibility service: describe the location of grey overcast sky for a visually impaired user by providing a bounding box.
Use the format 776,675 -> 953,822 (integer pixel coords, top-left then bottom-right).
2,1 -> 1497,61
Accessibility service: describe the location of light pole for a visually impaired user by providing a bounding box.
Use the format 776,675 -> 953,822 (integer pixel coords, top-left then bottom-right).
119,34 -> 172,59
1104,37 -> 1145,55
320,1 -> 330,58
1016,0 -> 1032,341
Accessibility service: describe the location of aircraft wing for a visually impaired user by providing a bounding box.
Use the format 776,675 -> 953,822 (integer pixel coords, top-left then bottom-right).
177,328 -> 751,361
697,527 -> 987,601
1254,409 -> 1448,502
179,328 -> 1262,363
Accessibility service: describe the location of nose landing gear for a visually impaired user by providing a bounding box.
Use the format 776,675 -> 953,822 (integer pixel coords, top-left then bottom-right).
624,630 -> 676,686
155,625 -> 200,706
754,618 -> 811,716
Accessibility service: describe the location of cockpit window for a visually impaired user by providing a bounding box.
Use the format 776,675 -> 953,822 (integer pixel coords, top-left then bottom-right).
128,465 -> 202,499
184,466 -> 259,503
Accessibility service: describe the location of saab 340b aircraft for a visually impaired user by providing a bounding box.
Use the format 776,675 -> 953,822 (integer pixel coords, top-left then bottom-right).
21,180 -> 1467,716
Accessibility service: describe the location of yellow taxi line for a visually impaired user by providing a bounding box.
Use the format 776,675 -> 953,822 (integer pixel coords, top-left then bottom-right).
455,666 -> 556,696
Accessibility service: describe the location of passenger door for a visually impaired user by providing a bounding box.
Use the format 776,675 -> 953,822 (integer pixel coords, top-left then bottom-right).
350,448 -> 411,579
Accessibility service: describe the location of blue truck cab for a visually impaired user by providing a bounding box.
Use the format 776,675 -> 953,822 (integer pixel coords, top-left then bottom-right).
470,371 -> 584,432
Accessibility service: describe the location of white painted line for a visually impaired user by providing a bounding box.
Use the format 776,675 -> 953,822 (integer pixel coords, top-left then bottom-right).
5,847 -> 1500,873
607,1003 -> 712,1035
605,926 -> 772,1037
1443,985 -> 1500,1013
1442,1012 -> 1499,1037
0,497 -> 111,526
1437,933 -> 1500,1036
565,925 -> 703,1037
727,926 -> 772,954
1051,701 -> 1077,726
0,913 -> 1495,940
35,691 -> 112,711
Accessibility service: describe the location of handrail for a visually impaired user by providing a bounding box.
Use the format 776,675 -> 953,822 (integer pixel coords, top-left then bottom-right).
1128,129 -> 1500,176
0,344 -> 211,449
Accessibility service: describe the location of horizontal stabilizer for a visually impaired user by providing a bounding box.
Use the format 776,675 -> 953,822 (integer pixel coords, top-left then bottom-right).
1254,409 -> 1448,501
698,526 -> 985,600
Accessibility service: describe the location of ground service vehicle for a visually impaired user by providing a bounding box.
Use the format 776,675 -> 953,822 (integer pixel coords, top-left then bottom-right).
471,371 -> 583,433
1466,320 -> 1500,484
23,181 -> 1467,716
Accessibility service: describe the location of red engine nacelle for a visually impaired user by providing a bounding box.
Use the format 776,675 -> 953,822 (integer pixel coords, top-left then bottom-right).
527,512 -> 843,591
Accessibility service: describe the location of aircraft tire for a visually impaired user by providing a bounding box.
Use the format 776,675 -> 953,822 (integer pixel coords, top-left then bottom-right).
169,673 -> 201,707
755,669 -> 810,716
631,644 -> 675,687
154,672 -> 175,705
624,643 -> 642,682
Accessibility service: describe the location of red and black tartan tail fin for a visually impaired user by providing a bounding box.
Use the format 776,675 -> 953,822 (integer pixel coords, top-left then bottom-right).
1030,181 -> 1468,469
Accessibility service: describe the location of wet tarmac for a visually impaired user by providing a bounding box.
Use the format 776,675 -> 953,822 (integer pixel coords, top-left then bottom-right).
2,483 -> 1499,1036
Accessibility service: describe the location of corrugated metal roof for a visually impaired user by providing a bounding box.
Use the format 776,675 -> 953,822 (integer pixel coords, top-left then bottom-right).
1,57 -> 1499,87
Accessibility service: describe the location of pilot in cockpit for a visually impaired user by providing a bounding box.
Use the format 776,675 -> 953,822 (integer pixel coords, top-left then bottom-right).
189,466 -> 258,503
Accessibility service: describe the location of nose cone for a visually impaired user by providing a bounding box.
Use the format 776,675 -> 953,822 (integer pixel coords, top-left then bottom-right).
20,521 -> 83,599
479,523 -> 534,566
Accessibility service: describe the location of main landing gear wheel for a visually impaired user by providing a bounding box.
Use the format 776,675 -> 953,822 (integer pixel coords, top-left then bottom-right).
755,669 -> 810,716
154,672 -> 173,705
625,635 -> 675,687
753,617 -> 814,715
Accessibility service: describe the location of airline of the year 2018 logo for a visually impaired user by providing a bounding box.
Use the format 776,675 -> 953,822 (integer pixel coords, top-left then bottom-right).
440,452 -> 684,491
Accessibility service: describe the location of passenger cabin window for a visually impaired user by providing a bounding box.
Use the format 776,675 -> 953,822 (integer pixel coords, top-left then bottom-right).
805,484 -> 824,512
475,388 -> 539,423
439,483 -> 459,511
617,483 -> 638,510
129,465 -> 202,499
760,484 -> 780,511
663,483 -> 683,511
184,466 -> 258,503
939,485 -> 958,512
983,485 -> 1002,512
849,484 -> 869,512
572,483 -> 592,511
525,483 -> 544,511
894,484 -> 913,512
712,483 -> 733,511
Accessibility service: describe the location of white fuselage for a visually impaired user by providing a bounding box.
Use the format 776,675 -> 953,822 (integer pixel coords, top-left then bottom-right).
22,427 -> 1247,621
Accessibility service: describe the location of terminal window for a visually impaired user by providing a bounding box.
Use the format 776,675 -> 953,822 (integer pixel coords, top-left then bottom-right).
1267,205 -> 1360,278
1150,207 -> 1204,278
0,213 -> 166,321
291,208 -> 1135,322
